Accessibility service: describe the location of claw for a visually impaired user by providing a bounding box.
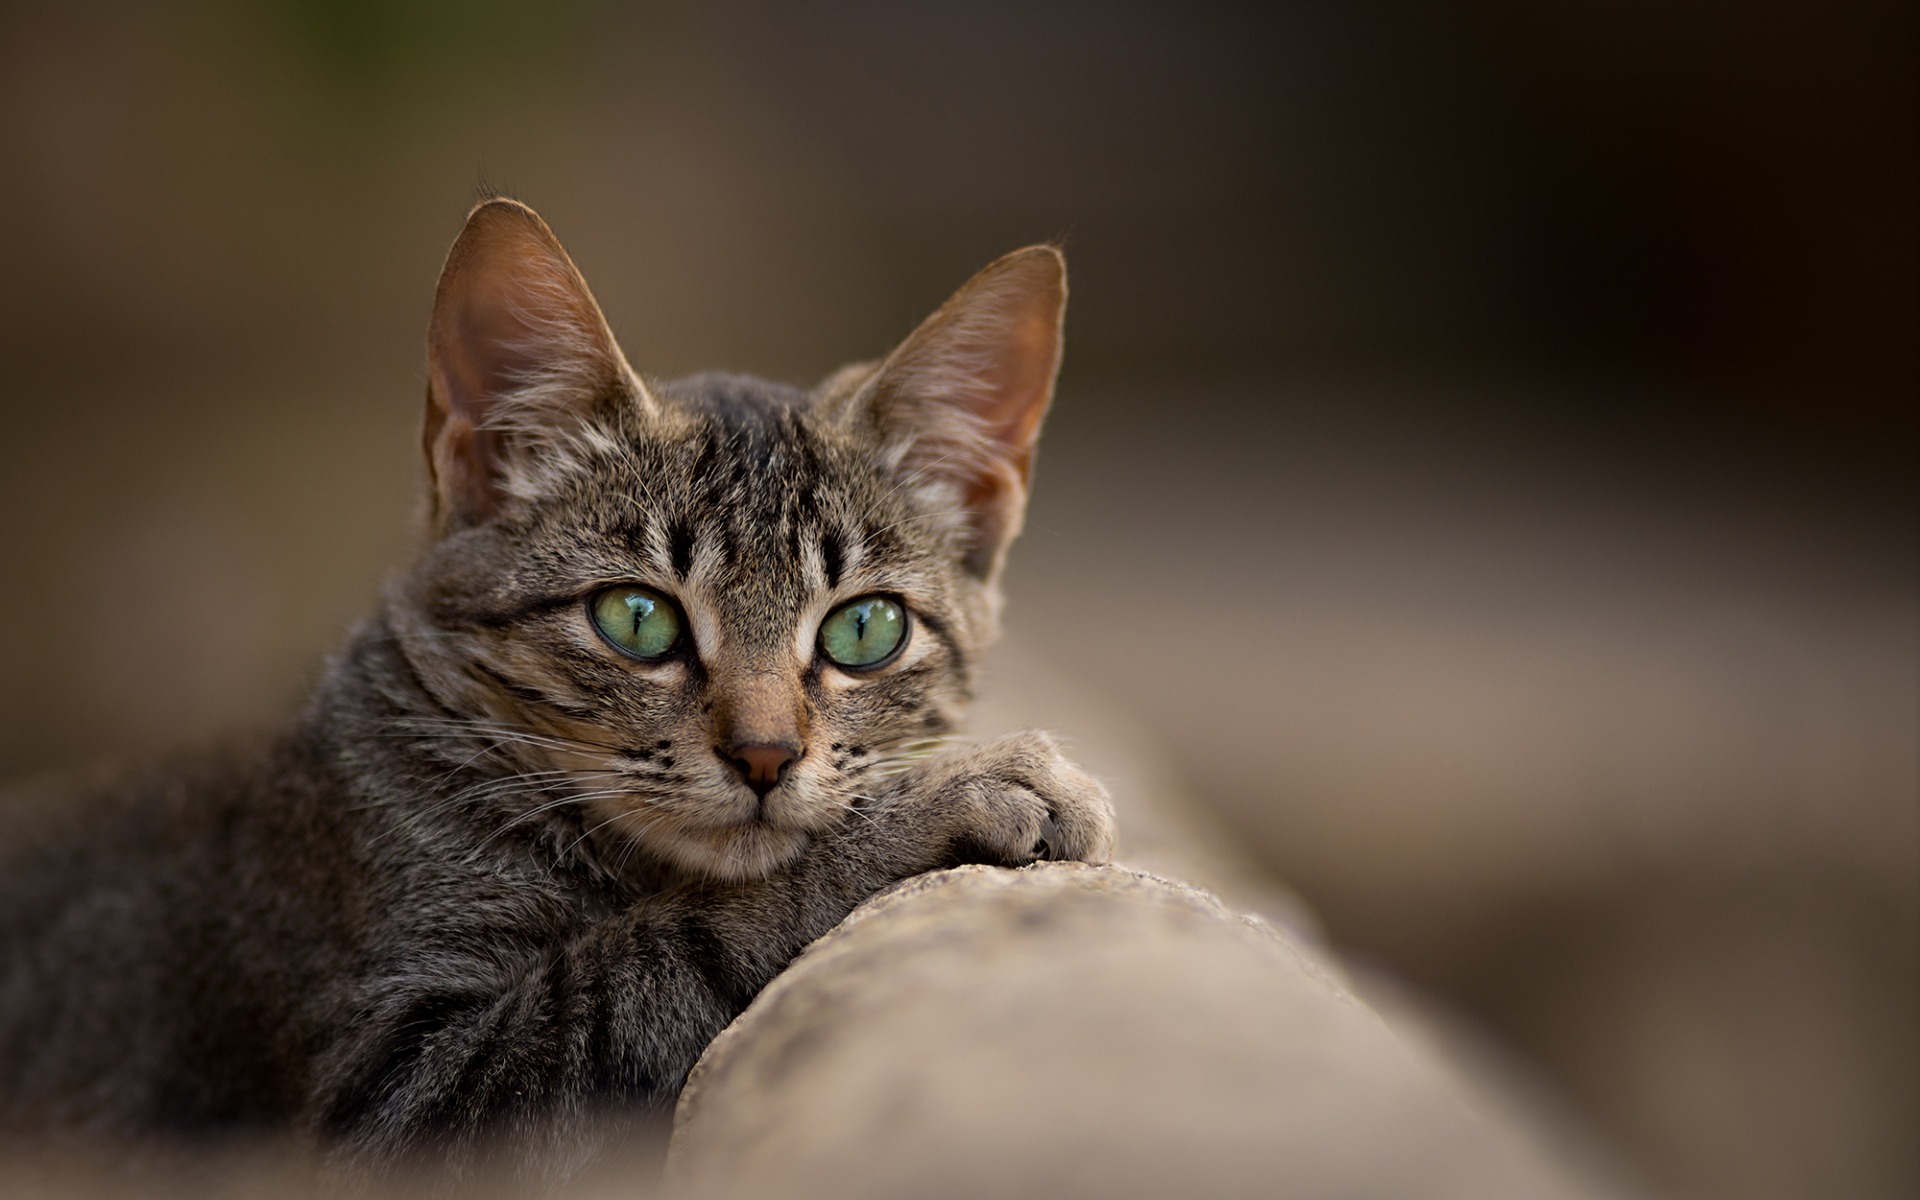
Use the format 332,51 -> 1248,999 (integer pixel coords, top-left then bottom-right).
1033,813 -> 1061,861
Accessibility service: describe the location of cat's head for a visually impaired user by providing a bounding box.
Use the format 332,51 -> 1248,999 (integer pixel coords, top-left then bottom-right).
386,198 -> 1065,883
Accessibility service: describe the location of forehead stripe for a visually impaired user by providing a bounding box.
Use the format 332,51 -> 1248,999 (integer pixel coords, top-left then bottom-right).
820,529 -> 844,590
668,519 -> 696,580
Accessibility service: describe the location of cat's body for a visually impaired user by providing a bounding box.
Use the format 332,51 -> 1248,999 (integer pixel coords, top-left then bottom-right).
0,200 -> 1114,1180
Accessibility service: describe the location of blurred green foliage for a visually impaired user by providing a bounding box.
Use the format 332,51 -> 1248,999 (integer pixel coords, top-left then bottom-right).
232,0 -> 630,106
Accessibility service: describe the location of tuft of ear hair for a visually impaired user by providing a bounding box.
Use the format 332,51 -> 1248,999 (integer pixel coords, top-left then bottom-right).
841,245 -> 1068,581
424,198 -> 641,530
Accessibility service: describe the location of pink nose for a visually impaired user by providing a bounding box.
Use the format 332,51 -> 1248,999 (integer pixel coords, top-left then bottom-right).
724,742 -> 798,798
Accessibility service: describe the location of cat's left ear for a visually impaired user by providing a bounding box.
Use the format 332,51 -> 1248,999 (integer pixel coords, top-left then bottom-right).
839,245 -> 1066,581
425,198 -> 642,529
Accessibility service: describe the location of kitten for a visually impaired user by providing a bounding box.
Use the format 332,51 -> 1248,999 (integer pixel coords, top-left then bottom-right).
0,199 -> 1115,1181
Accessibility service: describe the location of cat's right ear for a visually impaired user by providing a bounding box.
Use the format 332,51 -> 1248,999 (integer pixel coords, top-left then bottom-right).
425,198 -> 642,529
826,245 -> 1067,583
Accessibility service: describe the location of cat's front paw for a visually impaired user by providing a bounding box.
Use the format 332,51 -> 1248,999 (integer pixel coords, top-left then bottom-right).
890,731 -> 1116,870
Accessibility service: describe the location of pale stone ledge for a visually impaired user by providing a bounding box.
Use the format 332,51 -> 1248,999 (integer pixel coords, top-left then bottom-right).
667,862 -> 1634,1200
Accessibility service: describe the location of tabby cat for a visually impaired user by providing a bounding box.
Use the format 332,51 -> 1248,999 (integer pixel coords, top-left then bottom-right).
0,199 -> 1115,1181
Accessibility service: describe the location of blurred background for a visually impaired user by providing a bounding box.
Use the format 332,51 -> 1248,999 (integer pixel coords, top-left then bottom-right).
0,2 -> 1912,1197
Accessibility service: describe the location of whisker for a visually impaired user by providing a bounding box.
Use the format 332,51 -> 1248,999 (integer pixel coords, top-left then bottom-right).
841,798 -> 885,830
880,445 -> 974,503
388,717 -> 628,758
364,769 -> 584,845
862,507 -> 975,541
558,809 -> 651,863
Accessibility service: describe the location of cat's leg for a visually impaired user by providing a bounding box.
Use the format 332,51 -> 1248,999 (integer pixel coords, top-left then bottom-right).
312,917 -> 682,1174
308,863 -> 877,1177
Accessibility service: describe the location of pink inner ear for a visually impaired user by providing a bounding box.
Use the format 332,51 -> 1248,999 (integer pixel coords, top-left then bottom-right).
433,273 -> 547,424
420,407 -> 505,526
934,253 -> 1066,482
984,305 -> 1066,476
857,245 -> 1066,578
430,229 -> 613,426
422,200 -> 625,528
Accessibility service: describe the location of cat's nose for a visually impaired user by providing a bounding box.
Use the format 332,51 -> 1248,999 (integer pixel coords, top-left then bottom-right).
722,742 -> 799,799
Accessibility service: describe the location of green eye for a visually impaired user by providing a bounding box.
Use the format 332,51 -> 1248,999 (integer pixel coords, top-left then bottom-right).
589,586 -> 683,660
819,596 -> 907,669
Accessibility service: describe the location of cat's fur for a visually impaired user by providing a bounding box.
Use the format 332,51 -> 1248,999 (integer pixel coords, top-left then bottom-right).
0,200 -> 1114,1181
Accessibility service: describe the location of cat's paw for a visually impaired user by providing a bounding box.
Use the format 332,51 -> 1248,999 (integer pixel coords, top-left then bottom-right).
886,731 -> 1116,870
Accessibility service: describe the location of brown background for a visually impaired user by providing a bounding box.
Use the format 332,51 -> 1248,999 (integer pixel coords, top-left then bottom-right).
0,3 -> 1913,1198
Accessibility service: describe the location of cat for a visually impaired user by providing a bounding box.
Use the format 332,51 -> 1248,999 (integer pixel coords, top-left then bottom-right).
0,198 -> 1115,1183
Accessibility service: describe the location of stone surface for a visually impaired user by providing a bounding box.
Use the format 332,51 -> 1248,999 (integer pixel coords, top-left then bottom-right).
668,863 -> 1629,1200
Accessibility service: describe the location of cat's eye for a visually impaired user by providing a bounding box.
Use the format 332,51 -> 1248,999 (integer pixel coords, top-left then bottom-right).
818,596 -> 907,669
589,586 -> 683,661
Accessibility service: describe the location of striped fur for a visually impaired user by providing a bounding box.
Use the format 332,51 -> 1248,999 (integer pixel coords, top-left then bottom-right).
0,199 -> 1114,1183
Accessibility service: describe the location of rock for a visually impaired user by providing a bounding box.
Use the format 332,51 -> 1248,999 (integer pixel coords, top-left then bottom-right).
668,863 -> 1630,1200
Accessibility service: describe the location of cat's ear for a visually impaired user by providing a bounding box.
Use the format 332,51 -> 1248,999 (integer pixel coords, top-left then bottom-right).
424,198 -> 642,529
841,245 -> 1066,581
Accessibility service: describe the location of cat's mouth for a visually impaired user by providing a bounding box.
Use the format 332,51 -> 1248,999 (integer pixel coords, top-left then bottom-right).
568,762 -> 846,882
708,774 -> 842,836
626,808 -> 817,882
